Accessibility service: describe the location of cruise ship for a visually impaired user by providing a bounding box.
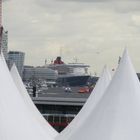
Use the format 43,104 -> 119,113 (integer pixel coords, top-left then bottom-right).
48,56 -> 91,87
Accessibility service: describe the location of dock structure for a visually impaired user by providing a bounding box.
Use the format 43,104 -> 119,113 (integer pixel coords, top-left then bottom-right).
32,92 -> 89,132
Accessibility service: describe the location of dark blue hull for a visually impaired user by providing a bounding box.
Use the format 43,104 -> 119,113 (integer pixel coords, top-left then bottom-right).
56,75 -> 90,87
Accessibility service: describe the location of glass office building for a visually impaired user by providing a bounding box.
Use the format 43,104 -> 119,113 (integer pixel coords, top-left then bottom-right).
8,51 -> 25,77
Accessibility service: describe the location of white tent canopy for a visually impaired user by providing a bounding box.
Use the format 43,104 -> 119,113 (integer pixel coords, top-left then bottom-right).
57,65 -> 111,140
0,54 -> 54,140
10,63 -> 58,138
65,49 -> 140,140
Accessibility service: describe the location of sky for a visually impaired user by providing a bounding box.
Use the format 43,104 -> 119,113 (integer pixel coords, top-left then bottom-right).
3,0 -> 140,75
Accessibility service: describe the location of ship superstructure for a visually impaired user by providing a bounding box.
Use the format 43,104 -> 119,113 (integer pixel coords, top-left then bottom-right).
48,57 -> 90,86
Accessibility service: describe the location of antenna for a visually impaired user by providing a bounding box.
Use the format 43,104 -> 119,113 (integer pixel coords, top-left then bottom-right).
74,57 -> 78,63
118,56 -> 121,64
45,59 -> 47,65
60,46 -> 62,57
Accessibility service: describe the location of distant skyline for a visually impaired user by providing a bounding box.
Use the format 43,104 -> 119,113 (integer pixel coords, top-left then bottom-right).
3,0 -> 140,75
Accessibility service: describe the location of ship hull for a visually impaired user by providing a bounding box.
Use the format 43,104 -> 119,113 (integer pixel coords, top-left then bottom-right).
56,75 -> 90,87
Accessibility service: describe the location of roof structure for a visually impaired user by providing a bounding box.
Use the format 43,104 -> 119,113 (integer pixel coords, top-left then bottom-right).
10,63 -> 58,138
57,65 -> 111,140
0,54 -> 54,140
1,48 -> 140,140
10,64 -> 58,138
64,49 -> 140,140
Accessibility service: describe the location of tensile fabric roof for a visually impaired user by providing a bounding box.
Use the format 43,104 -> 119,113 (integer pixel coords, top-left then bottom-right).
10,63 -> 58,138
57,65 -> 111,140
64,49 -> 140,140
0,54 -> 54,140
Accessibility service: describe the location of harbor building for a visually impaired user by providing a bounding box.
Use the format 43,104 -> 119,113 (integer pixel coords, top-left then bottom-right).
29,73 -> 140,132
32,92 -> 89,132
8,51 -> 25,77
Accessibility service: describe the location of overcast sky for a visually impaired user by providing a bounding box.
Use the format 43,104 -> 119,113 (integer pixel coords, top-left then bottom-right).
3,0 -> 140,75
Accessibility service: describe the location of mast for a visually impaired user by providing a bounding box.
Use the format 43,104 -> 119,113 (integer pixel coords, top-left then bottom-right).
60,46 -> 62,58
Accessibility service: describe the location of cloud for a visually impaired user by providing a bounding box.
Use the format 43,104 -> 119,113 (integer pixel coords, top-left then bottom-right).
57,0 -> 109,2
57,0 -> 140,2
3,0 -> 10,2
3,0 -> 140,73
113,2 -> 140,13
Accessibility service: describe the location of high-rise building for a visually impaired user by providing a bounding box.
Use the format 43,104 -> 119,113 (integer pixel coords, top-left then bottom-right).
2,29 -> 8,60
8,51 -> 25,77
